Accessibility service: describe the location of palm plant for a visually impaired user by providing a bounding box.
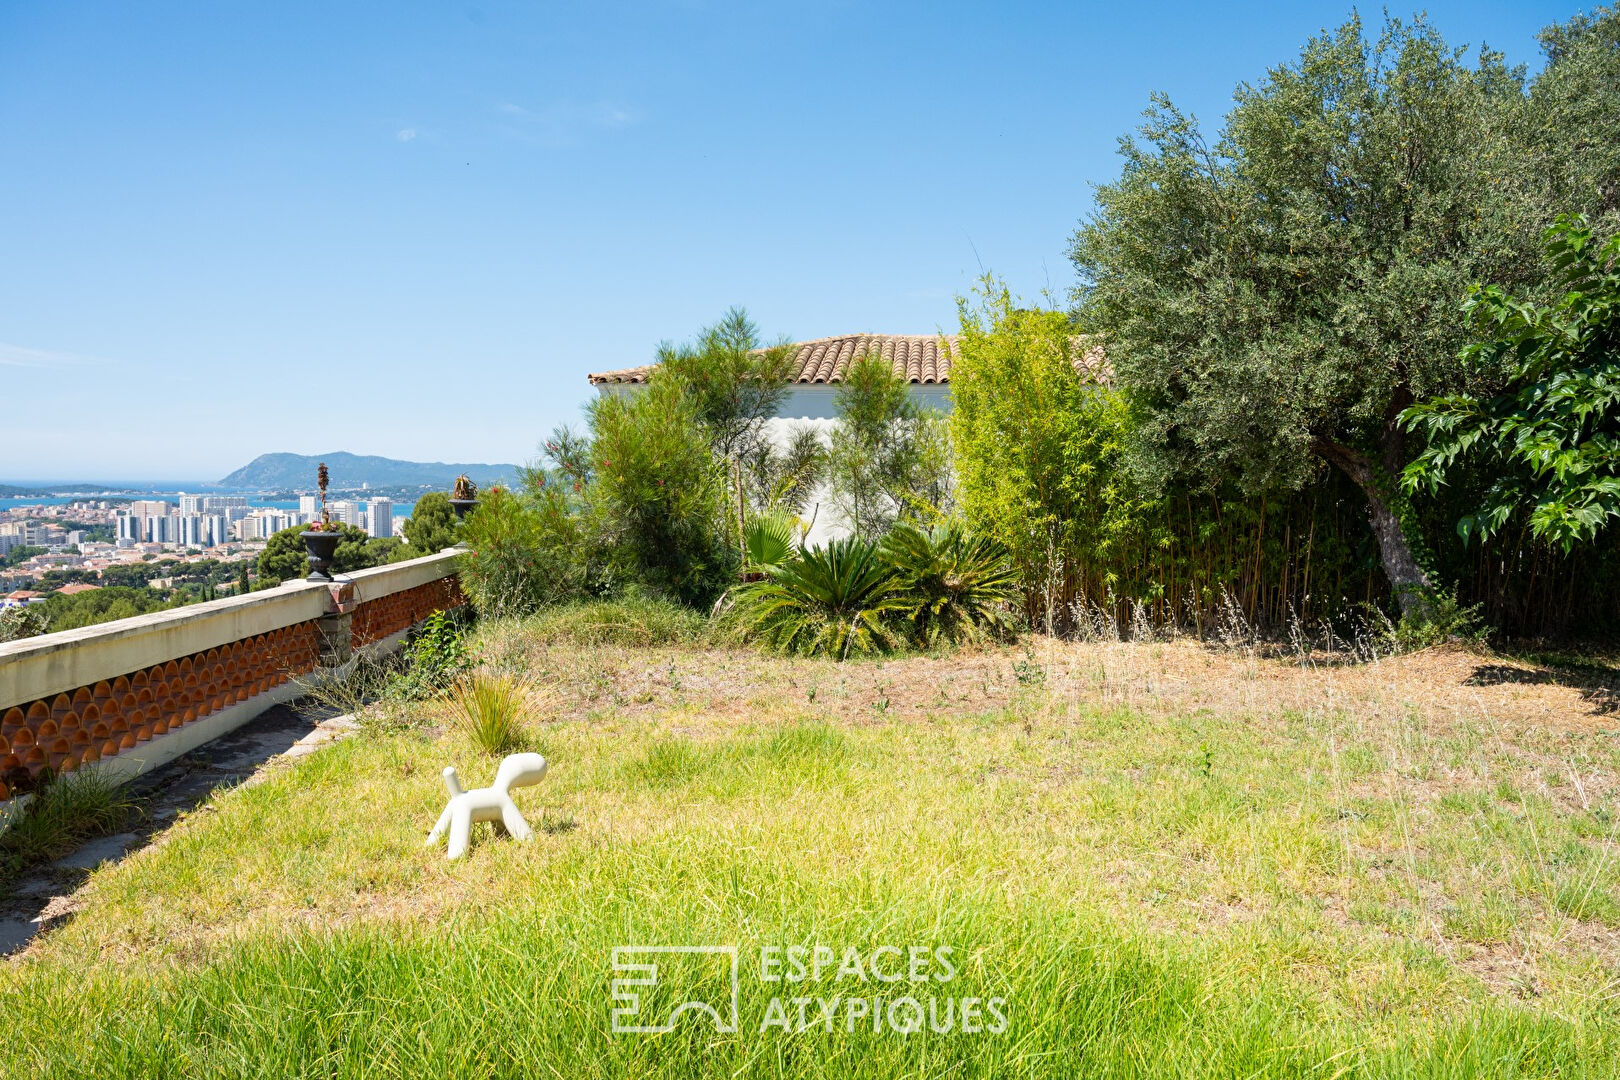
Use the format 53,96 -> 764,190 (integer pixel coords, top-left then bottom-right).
741,511 -> 797,578
881,522 -> 1019,646
732,536 -> 905,658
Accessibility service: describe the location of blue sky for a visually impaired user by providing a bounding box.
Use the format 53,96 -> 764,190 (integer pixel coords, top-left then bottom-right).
0,0 -> 1577,483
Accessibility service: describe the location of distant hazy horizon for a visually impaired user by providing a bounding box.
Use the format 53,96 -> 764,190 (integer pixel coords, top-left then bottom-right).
1,479 -> 443,490
2,478 -> 406,489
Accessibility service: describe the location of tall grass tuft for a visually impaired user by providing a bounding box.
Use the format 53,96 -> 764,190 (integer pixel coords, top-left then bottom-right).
1,770 -> 140,883
446,673 -> 535,754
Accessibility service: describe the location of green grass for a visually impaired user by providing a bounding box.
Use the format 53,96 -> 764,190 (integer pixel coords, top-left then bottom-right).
507,596 -> 710,648
2,633 -> 1619,1076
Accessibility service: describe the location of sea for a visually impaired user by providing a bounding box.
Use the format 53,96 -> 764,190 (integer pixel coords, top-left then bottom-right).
0,494 -> 414,520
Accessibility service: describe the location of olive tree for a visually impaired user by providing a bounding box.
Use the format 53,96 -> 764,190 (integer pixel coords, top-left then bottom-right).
1526,5 -> 1620,231
1069,14 -> 1544,613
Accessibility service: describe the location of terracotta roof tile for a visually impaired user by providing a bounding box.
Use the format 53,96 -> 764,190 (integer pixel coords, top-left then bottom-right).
588,333 -> 960,386
586,363 -> 658,385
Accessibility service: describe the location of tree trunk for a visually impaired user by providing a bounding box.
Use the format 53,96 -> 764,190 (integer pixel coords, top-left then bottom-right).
1314,438 -> 1434,617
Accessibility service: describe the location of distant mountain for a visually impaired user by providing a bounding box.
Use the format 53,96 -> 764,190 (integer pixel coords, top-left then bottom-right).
217,453 -> 519,491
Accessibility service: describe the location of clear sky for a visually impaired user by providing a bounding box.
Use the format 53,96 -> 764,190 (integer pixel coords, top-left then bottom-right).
0,0 -> 1579,483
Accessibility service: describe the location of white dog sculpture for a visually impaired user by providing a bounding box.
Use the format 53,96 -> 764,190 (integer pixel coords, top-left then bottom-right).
426,752 -> 548,860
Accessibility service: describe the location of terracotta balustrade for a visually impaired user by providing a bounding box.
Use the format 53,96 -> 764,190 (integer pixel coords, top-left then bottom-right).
350,577 -> 465,649
0,623 -> 323,798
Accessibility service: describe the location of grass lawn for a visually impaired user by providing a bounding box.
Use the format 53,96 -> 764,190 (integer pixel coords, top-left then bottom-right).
3,623 -> 1619,1077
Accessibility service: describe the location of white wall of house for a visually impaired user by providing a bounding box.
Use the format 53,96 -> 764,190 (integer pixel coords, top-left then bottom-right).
773,384 -> 952,420
591,382 -> 953,548
768,386 -> 951,546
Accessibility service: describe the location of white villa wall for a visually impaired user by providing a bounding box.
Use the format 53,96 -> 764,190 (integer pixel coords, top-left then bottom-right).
593,382 -> 954,547
770,386 -> 952,546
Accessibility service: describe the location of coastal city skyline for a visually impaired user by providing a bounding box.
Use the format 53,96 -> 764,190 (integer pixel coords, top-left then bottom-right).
0,492 -> 407,603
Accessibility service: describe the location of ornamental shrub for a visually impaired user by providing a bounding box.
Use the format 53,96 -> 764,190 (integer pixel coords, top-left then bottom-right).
880,521 -> 1019,646
950,278 -> 1386,634
731,536 -> 906,659
457,485 -> 588,618
256,523 -> 393,585
397,492 -> 459,558
586,371 -> 733,606
949,279 -> 1153,627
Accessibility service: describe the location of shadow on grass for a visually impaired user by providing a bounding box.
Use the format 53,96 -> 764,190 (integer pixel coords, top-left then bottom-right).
1468,660 -> 1620,715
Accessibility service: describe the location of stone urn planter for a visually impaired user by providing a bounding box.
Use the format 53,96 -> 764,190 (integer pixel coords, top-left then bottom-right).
302,460 -> 342,581
450,473 -> 479,523
449,474 -> 479,549
302,529 -> 342,581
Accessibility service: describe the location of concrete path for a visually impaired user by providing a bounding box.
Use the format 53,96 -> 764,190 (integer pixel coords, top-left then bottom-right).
0,702 -> 359,955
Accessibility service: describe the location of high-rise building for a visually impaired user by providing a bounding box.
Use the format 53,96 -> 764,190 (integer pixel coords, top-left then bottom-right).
1,521 -> 49,546
182,494 -> 248,515
327,500 -> 361,528
130,499 -> 171,517
364,498 -> 393,539
299,496 -> 319,519
228,508 -> 305,541
174,512 -> 235,548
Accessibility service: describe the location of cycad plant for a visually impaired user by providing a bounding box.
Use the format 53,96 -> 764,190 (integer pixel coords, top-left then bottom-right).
733,536 -> 905,658
881,522 -> 1020,646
